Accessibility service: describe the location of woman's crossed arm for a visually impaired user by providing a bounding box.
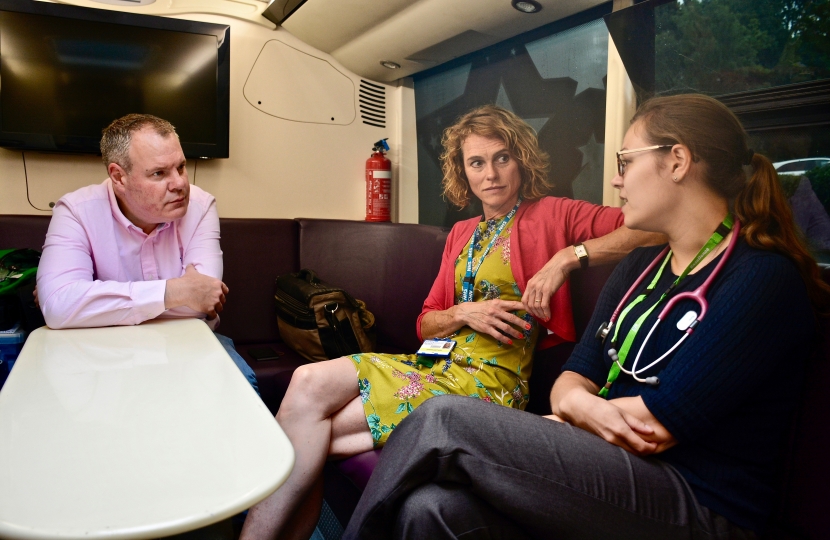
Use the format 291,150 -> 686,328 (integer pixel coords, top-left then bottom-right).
550,371 -> 677,455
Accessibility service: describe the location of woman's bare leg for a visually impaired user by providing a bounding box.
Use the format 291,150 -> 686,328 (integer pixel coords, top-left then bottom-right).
329,395 -> 375,458
277,397 -> 376,540
275,476 -> 323,540
239,357 -> 374,540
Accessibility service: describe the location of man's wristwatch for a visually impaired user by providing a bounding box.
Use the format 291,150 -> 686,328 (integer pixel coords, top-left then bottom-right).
573,243 -> 589,270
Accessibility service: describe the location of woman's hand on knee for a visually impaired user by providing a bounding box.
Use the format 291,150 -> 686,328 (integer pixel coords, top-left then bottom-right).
454,300 -> 529,344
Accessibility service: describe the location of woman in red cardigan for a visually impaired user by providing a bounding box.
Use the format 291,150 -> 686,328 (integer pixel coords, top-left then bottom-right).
241,105 -> 658,540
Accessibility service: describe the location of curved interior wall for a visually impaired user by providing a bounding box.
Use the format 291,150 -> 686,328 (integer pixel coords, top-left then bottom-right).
0,7 -> 417,223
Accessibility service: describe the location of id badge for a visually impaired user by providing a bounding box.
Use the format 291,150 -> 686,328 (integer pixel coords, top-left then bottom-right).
416,339 -> 456,357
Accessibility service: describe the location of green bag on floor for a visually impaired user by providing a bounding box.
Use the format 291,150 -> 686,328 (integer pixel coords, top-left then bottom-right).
0,249 -> 40,296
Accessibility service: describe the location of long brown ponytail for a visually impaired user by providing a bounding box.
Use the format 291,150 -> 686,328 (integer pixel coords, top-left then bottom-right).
632,94 -> 830,314
734,153 -> 830,313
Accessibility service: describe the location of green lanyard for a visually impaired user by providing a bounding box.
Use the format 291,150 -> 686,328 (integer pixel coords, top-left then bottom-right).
598,214 -> 734,398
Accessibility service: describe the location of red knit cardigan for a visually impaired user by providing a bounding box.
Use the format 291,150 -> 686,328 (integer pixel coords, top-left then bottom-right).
416,197 -> 623,350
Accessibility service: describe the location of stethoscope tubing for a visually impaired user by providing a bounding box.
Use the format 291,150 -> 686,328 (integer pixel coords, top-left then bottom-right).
655,219 -> 741,328
611,220 -> 742,383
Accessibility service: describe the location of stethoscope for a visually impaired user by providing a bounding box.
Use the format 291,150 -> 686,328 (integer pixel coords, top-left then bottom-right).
595,216 -> 740,397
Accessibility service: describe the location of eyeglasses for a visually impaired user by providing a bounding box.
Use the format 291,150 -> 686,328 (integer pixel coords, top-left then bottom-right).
616,145 -> 673,176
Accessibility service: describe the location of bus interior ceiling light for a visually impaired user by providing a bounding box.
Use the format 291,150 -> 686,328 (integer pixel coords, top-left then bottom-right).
380,60 -> 401,69
512,0 -> 542,14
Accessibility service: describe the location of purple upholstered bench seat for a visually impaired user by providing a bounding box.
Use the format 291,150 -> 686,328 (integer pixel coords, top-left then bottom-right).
336,449 -> 383,491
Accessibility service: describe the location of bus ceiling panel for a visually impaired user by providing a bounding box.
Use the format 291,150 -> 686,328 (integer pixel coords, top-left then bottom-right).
281,0 -> 607,83
263,0 -> 307,26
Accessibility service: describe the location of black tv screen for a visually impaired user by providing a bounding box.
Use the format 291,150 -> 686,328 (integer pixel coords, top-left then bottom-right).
0,0 -> 230,158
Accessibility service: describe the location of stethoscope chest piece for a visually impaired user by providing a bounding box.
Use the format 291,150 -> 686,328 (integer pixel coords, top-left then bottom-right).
676,310 -> 698,331
595,322 -> 612,343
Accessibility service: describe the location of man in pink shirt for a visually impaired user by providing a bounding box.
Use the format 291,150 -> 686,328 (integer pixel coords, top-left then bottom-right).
36,114 -> 257,390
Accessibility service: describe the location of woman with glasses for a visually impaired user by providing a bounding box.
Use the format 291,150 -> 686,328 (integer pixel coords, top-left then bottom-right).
240,105 -> 658,540
342,94 -> 830,540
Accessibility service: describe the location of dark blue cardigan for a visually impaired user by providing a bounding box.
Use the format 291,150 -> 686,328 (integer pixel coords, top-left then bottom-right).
564,241 -> 813,533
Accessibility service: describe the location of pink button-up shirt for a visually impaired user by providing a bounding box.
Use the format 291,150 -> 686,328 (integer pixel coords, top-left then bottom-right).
37,179 -> 222,329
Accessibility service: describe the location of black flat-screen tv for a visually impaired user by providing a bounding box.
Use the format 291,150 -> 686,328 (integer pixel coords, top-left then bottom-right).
0,0 -> 230,158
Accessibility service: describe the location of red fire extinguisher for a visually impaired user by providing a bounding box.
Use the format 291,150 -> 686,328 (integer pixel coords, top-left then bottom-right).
365,138 -> 391,222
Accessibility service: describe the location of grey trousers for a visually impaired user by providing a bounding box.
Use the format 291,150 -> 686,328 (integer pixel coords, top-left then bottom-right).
342,395 -> 756,540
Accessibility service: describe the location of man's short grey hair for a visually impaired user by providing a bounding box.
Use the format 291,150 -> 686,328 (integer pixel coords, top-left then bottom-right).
100,114 -> 178,172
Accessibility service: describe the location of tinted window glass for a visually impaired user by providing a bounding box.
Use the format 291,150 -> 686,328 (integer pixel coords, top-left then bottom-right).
655,0 -> 829,96
777,162 -> 804,172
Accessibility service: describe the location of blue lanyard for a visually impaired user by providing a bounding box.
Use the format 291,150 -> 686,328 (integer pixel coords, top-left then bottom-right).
461,200 -> 520,303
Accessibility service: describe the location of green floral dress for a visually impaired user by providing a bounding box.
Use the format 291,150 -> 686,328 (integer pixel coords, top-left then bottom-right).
350,212 -> 540,446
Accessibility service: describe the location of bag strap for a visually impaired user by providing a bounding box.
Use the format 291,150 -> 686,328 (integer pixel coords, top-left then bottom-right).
296,269 -> 320,284
321,301 -> 361,357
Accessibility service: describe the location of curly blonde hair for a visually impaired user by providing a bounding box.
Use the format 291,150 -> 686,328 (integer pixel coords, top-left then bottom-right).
440,105 -> 551,209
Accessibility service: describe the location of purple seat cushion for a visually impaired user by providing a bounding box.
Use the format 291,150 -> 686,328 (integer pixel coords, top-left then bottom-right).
234,342 -> 307,415
0,215 -> 51,250
336,449 -> 383,491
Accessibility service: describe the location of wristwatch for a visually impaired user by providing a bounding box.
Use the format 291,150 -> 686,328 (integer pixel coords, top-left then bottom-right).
573,243 -> 589,270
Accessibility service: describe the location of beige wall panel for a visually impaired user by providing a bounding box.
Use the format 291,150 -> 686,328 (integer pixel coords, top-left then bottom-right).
11,153 -> 105,212
391,78 -> 419,224
0,149 -> 47,215
0,10 -> 402,222
193,18 -> 395,220
602,0 -> 636,208
244,40 -> 356,125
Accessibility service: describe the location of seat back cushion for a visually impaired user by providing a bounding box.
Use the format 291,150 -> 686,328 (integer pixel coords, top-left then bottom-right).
526,263 -> 617,415
0,215 -> 51,250
297,219 -> 449,352
218,218 -> 299,344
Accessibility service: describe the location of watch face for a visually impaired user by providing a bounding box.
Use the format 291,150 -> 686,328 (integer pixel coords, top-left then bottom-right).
575,244 -> 588,258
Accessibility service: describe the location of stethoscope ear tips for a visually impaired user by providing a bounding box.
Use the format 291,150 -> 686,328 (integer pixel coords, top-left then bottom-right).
644,376 -> 660,386
607,348 -> 619,362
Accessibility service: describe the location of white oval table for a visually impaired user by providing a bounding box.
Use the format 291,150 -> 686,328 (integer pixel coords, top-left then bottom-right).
0,319 -> 294,539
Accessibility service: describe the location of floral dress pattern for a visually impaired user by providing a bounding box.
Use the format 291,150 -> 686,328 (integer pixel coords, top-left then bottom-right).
350,212 -> 539,446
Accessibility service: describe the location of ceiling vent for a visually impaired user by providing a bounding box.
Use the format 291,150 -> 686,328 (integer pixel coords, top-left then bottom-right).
359,80 -> 386,128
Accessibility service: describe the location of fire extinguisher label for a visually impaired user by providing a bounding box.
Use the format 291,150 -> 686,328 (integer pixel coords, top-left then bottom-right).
372,170 -> 392,179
